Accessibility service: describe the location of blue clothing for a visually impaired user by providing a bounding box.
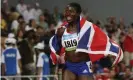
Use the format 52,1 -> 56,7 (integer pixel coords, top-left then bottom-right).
2,48 -> 19,75
42,54 -> 50,75
65,61 -> 93,75
37,52 -> 50,80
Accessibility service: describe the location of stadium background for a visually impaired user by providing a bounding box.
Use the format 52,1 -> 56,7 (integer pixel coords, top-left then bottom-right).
3,0 -> 133,25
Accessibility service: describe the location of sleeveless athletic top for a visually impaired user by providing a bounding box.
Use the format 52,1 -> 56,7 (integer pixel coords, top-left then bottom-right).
62,29 -> 78,51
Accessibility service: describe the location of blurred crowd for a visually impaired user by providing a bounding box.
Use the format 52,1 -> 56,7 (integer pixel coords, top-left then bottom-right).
1,0 -> 133,80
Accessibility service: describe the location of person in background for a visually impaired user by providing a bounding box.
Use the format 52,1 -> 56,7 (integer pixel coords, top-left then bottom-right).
16,0 -> 27,15
35,42 -> 50,80
32,2 -> 42,23
1,13 -> 8,37
109,68 -> 117,80
25,19 -> 37,31
22,5 -> 34,23
38,14 -> 49,31
1,13 -> 7,31
16,21 -> 26,42
118,66 -> 133,80
52,6 -> 62,23
11,15 -> 24,35
18,30 -> 38,80
36,26 -> 45,41
8,33 -> 15,38
10,6 -> 20,22
123,25 -> 133,70
1,38 -> 22,80
2,0 -> 10,15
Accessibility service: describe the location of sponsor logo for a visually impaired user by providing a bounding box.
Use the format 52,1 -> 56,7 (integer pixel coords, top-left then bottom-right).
82,69 -> 88,73
6,54 -> 16,57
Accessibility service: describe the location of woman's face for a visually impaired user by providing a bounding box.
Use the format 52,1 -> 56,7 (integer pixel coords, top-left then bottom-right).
64,5 -> 79,23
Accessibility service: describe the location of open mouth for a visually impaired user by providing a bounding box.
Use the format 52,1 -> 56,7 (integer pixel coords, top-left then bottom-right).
66,16 -> 72,21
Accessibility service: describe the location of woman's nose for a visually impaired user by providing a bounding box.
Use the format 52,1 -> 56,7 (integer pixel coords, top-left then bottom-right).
65,11 -> 71,16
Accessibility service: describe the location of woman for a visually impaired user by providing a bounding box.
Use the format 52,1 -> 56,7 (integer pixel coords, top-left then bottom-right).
49,2 -> 123,80
60,3 -> 93,80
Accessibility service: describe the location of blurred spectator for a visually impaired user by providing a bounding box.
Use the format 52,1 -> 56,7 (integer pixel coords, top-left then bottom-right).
111,28 -> 121,44
32,2 -> 42,23
43,9 -> 52,25
109,68 -> 118,80
1,14 -> 7,30
118,17 -> 126,31
10,6 -> 20,21
8,33 -> 15,38
49,21 -> 56,32
11,15 -> 24,35
1,38 -> 22,80
22,5 -> 34,23
35,42 -> 50,80
36,25 -> 52,48
105,16 -> 118,38
2,0 -> 10,14
25,19 -> 37,31
107,16 -> 117,25
52,6 -> 62,23
1,13 -> 8,37
104,24 -> 112,38
16,0 -> 27,15
1,37 -> 6,52
95,68 -> 111,80
16,21 -> 26,42
119,66 -> 133,80
38,14 -> 49,31
123,26 -> 133,67
101,68 -> 110,80
36,26 -> 45,35
118,61 -> 126,77
18,30 -> 37,78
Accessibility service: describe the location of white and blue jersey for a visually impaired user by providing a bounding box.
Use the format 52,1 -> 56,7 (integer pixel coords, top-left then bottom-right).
37,52 -> 50,80
62,29 -> 78,51
1,47 -> 21,75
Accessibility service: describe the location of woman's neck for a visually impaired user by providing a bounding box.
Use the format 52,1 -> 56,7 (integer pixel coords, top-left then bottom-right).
68,22 -> 77,28
68,16 -> 80,27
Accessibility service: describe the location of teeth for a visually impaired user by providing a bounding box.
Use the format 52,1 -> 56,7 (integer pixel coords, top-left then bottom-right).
67,16 -> 71,20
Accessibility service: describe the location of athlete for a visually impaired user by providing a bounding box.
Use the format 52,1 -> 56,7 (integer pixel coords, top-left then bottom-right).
49,2 -> 123,80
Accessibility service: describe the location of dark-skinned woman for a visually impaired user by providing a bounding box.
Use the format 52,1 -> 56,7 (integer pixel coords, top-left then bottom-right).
49,2 -> 123,80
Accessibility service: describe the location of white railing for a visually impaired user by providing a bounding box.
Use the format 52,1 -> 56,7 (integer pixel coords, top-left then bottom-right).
1,75 -> 59,80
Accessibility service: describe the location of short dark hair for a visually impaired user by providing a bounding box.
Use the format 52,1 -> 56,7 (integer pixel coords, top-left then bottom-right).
68,2 -> 82,14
